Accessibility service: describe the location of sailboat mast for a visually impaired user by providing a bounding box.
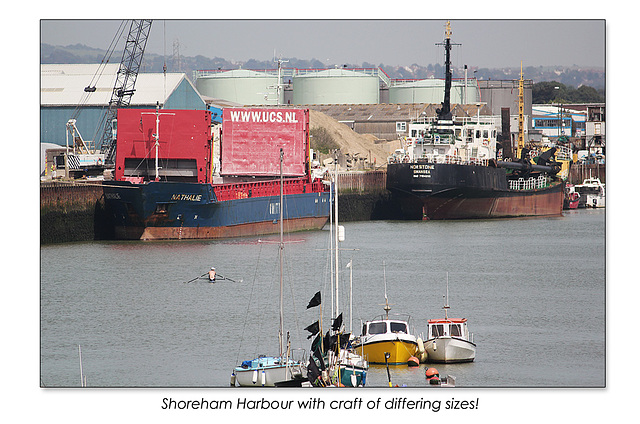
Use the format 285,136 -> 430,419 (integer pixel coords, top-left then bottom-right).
279,148 -> 284,356
334,157 -> 339,322
329,169 -> 334,318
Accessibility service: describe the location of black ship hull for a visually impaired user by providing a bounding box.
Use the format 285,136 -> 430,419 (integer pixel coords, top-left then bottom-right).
386,162 -> 564,220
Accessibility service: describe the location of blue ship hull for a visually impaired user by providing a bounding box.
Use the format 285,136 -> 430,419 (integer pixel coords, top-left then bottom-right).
103,181 -> 331,240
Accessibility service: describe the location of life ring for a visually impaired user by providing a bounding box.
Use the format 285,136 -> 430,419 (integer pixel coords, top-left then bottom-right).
97,158 -> 103,166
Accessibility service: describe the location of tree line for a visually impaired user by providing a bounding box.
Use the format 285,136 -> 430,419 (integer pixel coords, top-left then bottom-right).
532,81 -> 604,104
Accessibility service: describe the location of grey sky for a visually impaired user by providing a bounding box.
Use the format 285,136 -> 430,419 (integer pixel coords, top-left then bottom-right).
40,19 -> 605,69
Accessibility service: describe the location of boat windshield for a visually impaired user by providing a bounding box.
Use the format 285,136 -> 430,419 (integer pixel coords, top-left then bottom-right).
390,322 -> 408,333
431,324 -> 444,338
450,324 -> 461,337
430,323 -> 463,337
368,322 -> 387,335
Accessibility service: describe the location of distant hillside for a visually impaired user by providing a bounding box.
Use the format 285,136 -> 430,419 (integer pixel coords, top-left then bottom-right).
40,43 -> 605,90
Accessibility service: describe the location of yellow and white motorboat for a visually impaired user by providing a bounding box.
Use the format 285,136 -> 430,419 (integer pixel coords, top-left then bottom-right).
353,314 -> 419,365
352,274 -> 419,365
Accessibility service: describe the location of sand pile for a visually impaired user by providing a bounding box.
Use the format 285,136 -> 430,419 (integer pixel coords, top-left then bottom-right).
309,109 -> 394,168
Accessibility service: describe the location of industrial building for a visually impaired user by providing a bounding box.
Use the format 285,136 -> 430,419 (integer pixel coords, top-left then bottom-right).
532,103 -> 605,156
40,63 -> 535,148
40,64 -> 207,147
194,67 -> 486,108
192,66 -> 531,141
195,69 -> 283,106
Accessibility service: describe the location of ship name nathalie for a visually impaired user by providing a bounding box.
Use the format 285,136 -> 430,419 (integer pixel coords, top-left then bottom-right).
410,164 -> 434,178
171,193 -> 203,202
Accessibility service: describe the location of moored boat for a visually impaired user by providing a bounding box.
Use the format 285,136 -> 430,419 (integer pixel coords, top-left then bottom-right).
425,318 -> 476,363
564,184 -> 580,209
305,164 -> 368,387
103,106 -> 330,240
423,275 -> 476,363
386,21 -> 570,220
231,149 -> 309,387
575,176 -> 605,208
352,267 -> 419,365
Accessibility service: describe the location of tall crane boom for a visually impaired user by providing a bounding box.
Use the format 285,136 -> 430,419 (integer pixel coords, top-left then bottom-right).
100,19 -> 152,164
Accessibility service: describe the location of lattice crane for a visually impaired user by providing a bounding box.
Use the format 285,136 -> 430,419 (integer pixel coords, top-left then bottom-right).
99,20 -> 152,165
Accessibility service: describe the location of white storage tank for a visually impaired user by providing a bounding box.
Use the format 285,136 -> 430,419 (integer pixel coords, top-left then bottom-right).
389,78 -> 480,104
292,68 -> 379,105
195,69 -> 282,105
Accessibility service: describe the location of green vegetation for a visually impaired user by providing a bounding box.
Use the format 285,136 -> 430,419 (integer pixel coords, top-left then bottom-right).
532,81 -> 604,104
310,126 -> 339,154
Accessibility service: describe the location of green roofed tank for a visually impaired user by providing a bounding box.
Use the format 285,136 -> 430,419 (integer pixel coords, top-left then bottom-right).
292,68 -> 379,105
389,78 -> 480,104
195,69 -> 282,105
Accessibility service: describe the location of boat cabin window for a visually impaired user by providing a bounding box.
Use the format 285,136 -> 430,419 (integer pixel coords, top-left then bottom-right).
390,322 -> 407,334
475,130 -> 481,139
431,324 -> 444,338
483,130 -> 489,139
450,324 -> 461,337
367,322 -> 387,335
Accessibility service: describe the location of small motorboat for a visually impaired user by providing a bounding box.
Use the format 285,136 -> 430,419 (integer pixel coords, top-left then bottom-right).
424,275 -> 476,363
575,177 -> 605,208
564,184 -> 580,209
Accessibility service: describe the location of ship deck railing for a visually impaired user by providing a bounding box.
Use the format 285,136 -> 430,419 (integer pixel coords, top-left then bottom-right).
212,177 -> 326,202
414,154 -> 489,167
411,115 -> 499,126
509,175 -> 549,191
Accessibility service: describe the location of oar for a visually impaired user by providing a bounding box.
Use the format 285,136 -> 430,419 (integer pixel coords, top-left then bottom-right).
217,274 -> 243,283
184,273 -> 207,284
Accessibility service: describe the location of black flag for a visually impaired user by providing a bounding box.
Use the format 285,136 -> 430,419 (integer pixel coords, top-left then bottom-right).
331,313 -> 343,331
304,321 -> 320,339
306,291 -> 321,309
307,356 -> 321,384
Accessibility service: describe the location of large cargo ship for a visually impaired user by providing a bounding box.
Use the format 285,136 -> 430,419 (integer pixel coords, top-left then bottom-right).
386,22 -> 570,220
103,107 -> 330,240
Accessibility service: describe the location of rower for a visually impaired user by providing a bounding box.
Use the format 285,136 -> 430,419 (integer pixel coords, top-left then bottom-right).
208,267 -> 216,283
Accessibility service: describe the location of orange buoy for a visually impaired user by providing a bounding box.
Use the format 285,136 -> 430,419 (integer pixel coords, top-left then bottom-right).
407,356 -> 419,367
425,367 -> 440,379
426,367 -> 441,385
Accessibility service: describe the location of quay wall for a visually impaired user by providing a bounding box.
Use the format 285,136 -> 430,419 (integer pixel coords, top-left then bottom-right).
39,174 -> 395,244
40,181 -> 113,244
40,164 -> 604,244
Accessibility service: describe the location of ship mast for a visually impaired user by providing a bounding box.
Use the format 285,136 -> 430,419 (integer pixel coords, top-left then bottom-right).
436,21 -> 460,121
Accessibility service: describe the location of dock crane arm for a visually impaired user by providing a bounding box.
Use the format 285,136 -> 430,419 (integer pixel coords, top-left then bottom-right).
99,19 -> 153,165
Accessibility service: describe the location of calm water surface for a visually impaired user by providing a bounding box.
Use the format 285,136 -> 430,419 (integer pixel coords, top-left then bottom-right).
40,209 -> 605,388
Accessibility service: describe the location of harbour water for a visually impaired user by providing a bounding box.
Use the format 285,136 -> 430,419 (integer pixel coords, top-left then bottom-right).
40,209 -> 605,388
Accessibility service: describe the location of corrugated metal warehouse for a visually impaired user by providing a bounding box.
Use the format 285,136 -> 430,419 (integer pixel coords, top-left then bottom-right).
40,64 -> 206,146
477,79 -> 533,118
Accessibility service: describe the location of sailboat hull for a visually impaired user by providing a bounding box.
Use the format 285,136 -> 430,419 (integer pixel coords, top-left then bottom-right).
233,357 -> 306,387
425,337 -> 476,363
337,365 -> 367,387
